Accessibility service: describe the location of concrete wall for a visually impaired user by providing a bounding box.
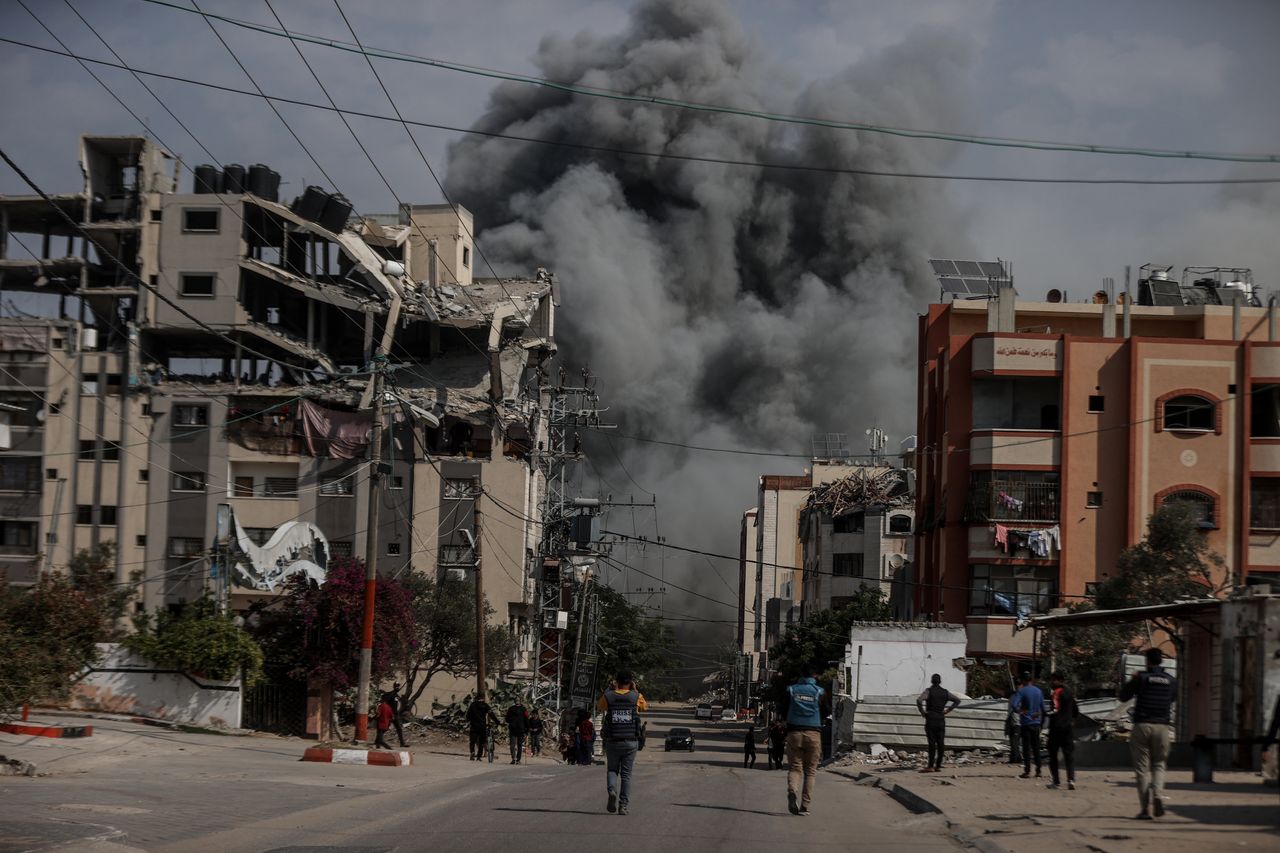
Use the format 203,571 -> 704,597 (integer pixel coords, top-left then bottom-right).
70,643 -> 242,729
844,624 -> 967,698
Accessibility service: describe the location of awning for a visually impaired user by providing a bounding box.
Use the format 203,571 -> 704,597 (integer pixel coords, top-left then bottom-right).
1028,598 -> 1221,629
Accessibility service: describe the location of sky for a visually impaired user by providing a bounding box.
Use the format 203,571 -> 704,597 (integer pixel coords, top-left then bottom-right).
3,0 -> 1279,657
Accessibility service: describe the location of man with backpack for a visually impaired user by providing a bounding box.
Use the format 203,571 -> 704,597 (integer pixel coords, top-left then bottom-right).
597,671 -> 647,815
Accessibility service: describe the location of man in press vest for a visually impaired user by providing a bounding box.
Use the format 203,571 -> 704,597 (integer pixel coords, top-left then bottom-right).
916,673 -> 962,773
1120,648 -> 1178,819
597,671 -> 648,815
779,663 -> 830,816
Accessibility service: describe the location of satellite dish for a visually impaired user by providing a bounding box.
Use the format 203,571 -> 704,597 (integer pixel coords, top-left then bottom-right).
888,554 -> 905,569
1046,289 -> 1062,303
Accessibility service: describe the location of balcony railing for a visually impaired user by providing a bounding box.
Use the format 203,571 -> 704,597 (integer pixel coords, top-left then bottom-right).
965,480 -> 1060,523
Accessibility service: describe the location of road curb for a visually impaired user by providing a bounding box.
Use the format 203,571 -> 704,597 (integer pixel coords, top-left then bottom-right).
33,708 -> 246,735
828,767 -> 1013,852
301,747 -> 412,766
1,721 -> 93,738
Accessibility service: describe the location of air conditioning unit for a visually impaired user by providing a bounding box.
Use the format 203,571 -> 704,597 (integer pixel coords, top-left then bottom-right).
544,609 -> 568,630
445,568 -> 466,581
81,327 -> 98,350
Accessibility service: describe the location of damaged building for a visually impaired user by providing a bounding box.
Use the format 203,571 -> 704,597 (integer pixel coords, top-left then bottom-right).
0,135 -> 556,699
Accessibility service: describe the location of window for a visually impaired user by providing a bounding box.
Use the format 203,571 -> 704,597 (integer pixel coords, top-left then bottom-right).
102,441 -> 120,461
0,521 -> 37,552
389,475 -> 404,490
969,564 -> 1058,617
233,476 -> 254,497
46,468 -> 57,481
173,405 -> 208,426
320,475 -> 354,496
178,273 -> 215,297
0,458 -> 39,491
1162,395 -> 1215,432
76,505 -> 93,525
135,534 -> 147,547
1252,384 -> 1280,437
168,537 -> 203,557
1084,582 -> 1099,597
462,246 -> 471,267
444,478 -> 480,499
1161,489 -> 1216,529
386,542 -> 402,556
171,471 -> 206,492
149,209 -> 162,223
1087,395 -> 1105,413
1251,478 -> 1280,530
138,469 -> 149,482
329,540 -> 353,559
833,512 -> 864,534
832,553 -> 864,578
264,476 -> 297,497
888,514 -> 912,534
1086,491 -> 1103,508
101,506 -> 116,525
182,209 -> 219,232
972,376 -> 1061,430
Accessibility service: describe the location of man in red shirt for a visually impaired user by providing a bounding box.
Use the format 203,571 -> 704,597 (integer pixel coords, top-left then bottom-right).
374,693 -> 394,750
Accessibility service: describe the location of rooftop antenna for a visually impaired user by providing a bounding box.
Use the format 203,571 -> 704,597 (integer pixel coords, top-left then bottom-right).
865,427 -> 887,463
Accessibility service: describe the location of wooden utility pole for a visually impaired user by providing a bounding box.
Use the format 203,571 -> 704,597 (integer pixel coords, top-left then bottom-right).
354,367 -> 384,743
473,498 -> 486,694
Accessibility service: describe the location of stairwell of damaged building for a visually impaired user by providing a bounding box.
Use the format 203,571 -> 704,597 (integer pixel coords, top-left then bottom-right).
0,134 -> 556,718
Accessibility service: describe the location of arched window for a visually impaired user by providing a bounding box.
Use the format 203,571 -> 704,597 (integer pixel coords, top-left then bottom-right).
1162,395 -> 1215,432
888,514 -> 912,534
1161,488 -> 1216,529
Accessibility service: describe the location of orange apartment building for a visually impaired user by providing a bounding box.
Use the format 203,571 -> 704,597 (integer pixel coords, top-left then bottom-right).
915,277 -> 1280,661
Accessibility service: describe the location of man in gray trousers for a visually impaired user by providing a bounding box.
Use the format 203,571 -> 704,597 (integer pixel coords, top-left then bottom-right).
1120,648 -> 1178,819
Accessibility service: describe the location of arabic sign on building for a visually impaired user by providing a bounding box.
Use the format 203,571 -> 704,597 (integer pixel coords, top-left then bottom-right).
569,653 -> 599,709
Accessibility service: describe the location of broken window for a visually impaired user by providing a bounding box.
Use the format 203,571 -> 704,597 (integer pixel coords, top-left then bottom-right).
168,537 -> 204,557
970,564 -> 1057,617
444,478 -> 480,500
972,376 -> 1061,430
173,405 -> 209,426
832,512 -> 864,534
832,553 -> 864,577
1252,384 -> 1280,437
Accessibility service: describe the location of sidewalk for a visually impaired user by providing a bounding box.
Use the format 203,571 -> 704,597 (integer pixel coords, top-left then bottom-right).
831,763 -> 1279,853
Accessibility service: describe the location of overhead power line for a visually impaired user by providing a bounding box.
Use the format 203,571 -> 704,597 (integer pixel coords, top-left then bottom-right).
5,39 -> 1280,187
135,0 -> 1280,166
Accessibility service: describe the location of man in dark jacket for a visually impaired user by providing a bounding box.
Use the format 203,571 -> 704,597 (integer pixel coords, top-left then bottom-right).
528,710 -> 545,756
1045,671 -> 1076,790
1120,648 -> 1178,819
916,674 -> 962,773
779,664 -> 831,816
506,700 -> 530,764
466,693 -> 497,761
767,720 -> 787,770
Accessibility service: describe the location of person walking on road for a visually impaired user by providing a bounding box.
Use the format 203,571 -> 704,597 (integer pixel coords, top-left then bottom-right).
374,693 -> 394,750
597,670 -> 647,815
1045,671 -> 1077,790
506,699 -> 530,764
780,663 -> 830,816
767,720 -> 787,770
916,674 -> 962,773
1013,671 -> 1045,778
575,708 -> 596,766
528,709 -> 544,756
466,693 -> 497,761
1120,648 -> 1178,819
1005,690 -> 1022,766
743,725 -> 758,769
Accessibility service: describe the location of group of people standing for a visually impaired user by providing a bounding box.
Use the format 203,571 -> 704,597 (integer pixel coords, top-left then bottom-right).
463,692 -> 545,763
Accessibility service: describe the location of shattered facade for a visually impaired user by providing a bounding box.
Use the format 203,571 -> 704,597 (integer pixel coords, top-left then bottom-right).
0,136 -> 555,697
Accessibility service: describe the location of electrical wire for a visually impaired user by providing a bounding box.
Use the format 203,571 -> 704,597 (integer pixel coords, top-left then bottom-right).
134,0 -> 1280,166
6,39 -> 1280,187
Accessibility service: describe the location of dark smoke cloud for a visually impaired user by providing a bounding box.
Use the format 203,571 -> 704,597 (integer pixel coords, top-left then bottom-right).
445,0 -> 973,633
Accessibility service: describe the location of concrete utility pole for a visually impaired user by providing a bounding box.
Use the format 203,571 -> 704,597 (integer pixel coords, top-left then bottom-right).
474,499 -> 486,694
354,366 -> 384,743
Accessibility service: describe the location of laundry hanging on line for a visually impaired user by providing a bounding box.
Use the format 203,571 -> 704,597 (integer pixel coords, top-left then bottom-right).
991,523 -> 1060,555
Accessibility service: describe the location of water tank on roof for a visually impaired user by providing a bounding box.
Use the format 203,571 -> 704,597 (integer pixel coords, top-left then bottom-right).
222,163 -> 246,194
319,192 -> 353,233
291,185 -> 328,221
247,164 -> 280,202
193,164 -> 219,194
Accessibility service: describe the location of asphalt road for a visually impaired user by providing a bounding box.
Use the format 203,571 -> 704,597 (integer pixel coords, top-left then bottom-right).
1,707 -> 958,853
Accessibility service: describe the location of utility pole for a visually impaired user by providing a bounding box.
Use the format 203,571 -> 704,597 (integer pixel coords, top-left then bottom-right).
354,366 -> 384,743
473,499 -> 486,694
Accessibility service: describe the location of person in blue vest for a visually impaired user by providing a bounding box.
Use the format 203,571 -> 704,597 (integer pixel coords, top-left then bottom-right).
1012,671 -> 1045,778
778,663 -> 831,816
597,671 -> 647,815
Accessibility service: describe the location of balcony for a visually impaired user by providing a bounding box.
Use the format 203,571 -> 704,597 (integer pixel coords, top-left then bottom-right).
225,415 -> 301,456
965,479 -> 1060,523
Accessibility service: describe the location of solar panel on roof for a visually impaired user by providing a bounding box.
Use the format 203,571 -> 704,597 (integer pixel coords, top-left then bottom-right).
954,261 -> 983,276
930,259 -> 959,276
963,278 -> 993,293
937,277 -> 974,294
977,262 -> 1007,278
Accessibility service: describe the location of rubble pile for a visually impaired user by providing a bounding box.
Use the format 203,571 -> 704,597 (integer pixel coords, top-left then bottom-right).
831,744 -> 1009,770
805,468 -> 911,518
429,684 -> 559,740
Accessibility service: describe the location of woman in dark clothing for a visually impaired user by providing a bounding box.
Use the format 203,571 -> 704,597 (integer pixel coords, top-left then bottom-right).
576,708 -> 595,766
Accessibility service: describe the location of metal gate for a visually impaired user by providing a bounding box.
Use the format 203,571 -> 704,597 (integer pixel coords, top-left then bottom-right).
242,667 -> 307,736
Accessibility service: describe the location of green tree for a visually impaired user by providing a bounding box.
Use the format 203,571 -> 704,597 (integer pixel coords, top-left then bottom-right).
0,572 -> 109,710
125,599 -> 265,685
395,573 -> 515,714
1041,602 -> 1134,694
766,585 -> 893,699
565,585 -> 676,693
67,542 -> 134,636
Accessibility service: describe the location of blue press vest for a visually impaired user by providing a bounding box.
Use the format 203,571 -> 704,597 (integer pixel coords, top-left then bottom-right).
785,678 -> 824,728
